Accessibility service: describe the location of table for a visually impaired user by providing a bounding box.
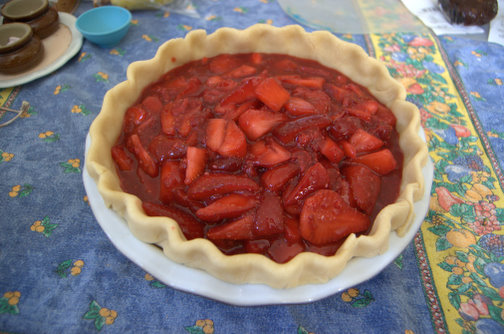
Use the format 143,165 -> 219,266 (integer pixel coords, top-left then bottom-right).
1,1 -> 504,333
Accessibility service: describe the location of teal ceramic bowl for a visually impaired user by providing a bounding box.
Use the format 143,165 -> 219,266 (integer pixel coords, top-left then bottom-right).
75,6 -> 132,48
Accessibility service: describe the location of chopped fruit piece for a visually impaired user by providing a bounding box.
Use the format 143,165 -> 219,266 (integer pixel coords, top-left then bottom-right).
267,237 -> 304,263
299,190 -> 371,246
177,77 -> 201,98
111,145 -> 133,171
185,146 -> 206,184
375,105 -> 397,127
329,116 -> 362,141
142,95 -> 163,113
283,162 -> 329,207
346,100 -> 379,121
319,137 -> 344,163
217,77 -> 260,111
196,194 -> 256,222
123,105 -> 147,134
142,202 -> 204,239
207,215 -> 255,240
187,174 -> 260,200
218,120 -> 247,158
340,140 -> 356,159
277,75 -> 325,89
160,161 -> 184,203
206,76 -> 238,90
254,77 -> 290,112
261,163 -> 300,192
245,239 -> 270,253
227,64 -> 257,78
127,134 -> 158,177
284,217 -> 301,244
209,157 -> 242,172
209,54 -> 241,74
238,108 -> 287,140
205,118 -> 227,152
274,115 -> 331,144
250,139 -> 291,167
292,87 -> 331,114
251,52 -> 262,64
349,128 -> 384,153
284,97 -> 317,116
161,104 -> 175,135
295,128 -> 323,150
148,135 -> 186,162
342,165 -> 381,214
352,149 -> 397,175
254,192 -> 284,237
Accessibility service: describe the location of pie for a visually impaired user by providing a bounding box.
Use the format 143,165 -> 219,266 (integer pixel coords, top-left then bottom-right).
86,24 -> 428,288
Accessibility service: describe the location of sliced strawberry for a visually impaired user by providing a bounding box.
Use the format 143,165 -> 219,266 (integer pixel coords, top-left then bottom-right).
267,237 -> 304,263
159,161 -> 184,203
127,134 -> 158,177
187,174 -> 260,200
254,77 -> 290,112
209,157 -> 242,172
299,189 -> 371,246
206,76 -> 238,90
375,104 -> 396,127
284,97 -> 317,116
283,162 -> 329,207
245,239 -> 270,254
226,64 -> 257,78
329,115 -> 362,141
352,149 -> 397,175
205,118 -> 227,152
347,100 -> 379,122
284,216 -> 301,244
209,54 -> 241,74
177,77 -> 201,98
142,95 -> 163,113
111,145 -> 133,171
295,128 -> 323,150
277,75 -> 325,89
342,165 -> 381,214
349,128 -> 384,154
196,194 -> 256,222
206,215 -> 255,240
216,77 -> 260,111
148,135 -> 186,162
184,146 -> 206,184
292,87 -> 331,114
251,52 -> 263,64
250,139 -> 291,167
123,105 -> 147,134
254,192 -> 284,237
261,162 -> 300,192
340,140 -> 356,159
218,120 -> 247,158
161,103 -> 176,136
273,115 -> 331,144
274,58 -> 298,72
319,137 -> 344,163
238,108 -> 287,140
142,202 -> 204,240
290,149 -> 317,173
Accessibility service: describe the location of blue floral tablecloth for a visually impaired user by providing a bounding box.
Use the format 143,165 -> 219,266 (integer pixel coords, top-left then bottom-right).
2,1 -> 504,333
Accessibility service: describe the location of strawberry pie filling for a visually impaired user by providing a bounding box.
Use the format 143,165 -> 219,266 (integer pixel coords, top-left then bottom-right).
111,53 -> 404,264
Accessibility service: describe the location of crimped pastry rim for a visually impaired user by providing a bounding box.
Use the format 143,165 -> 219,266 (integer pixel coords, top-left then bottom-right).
86,24 -> 428,288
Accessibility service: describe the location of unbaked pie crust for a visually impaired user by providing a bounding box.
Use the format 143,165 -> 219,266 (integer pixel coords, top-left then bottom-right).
86,24 -> 428,288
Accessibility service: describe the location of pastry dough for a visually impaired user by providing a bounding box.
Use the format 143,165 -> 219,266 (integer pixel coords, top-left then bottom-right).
86,24 -> 428,288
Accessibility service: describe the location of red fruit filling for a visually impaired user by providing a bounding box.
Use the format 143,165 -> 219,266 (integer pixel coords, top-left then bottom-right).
112,53 -> 404,263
